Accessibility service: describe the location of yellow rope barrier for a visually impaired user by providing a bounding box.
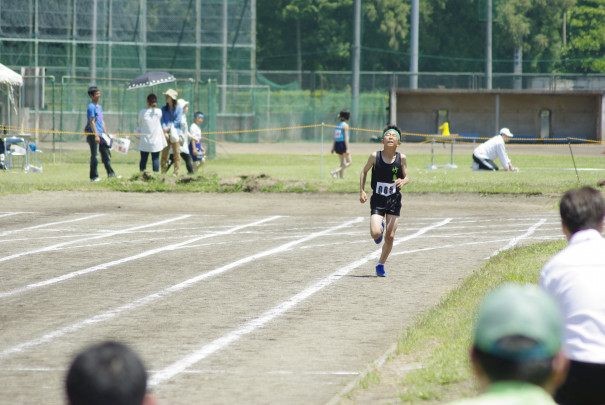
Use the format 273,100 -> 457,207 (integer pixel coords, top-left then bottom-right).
1,124 -> 601,145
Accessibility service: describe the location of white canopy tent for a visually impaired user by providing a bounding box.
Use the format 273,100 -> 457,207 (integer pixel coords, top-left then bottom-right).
0,63 -> 23,131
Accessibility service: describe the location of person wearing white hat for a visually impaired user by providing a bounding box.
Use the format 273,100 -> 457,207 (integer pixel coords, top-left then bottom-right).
472,128 -> 518,172
160,89 -> 182,175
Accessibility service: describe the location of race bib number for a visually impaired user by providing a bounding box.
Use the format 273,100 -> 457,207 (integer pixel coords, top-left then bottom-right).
375,181 -> 397,196
334,128 -> 342,140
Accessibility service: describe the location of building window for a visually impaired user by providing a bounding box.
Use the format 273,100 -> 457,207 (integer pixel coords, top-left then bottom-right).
540,109 -> 551,139
437,109 -> 448,134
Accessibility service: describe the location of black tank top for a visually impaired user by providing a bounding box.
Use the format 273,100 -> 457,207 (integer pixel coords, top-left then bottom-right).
371,151 -> 403,196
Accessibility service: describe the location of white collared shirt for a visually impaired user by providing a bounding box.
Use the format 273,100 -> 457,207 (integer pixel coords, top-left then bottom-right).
473,135 -> 511,168
540,229 -> 605,364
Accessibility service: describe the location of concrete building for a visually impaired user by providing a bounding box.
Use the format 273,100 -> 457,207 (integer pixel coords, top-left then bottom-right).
390,89 -> 605,142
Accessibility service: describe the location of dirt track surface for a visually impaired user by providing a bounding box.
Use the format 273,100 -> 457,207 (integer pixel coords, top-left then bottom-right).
0,191 -> 562,404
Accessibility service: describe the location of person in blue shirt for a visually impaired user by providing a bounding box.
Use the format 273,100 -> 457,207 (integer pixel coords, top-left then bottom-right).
330,110 -> 352,179
86,86 -> 118,181
160,89 -> 182,176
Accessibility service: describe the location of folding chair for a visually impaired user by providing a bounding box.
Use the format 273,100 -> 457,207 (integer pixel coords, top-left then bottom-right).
4,136 -> 27,171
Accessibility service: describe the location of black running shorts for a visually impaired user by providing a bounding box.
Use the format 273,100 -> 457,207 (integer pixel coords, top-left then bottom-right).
334,141 -> 347,154
370,192 -> 402,216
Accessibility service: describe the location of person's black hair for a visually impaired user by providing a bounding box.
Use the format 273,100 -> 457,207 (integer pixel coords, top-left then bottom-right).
88,86 -> 100,97
147,93 -> 157,105
382,125 -> 402,140
66,341 -> 148,405
194,111 -> 204,117
560,186 -> 605,235
339,110 -> 351,120
473,337 -> 553,386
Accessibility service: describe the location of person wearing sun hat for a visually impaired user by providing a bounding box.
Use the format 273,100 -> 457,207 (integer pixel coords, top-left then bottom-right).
160,88 -> 182,175
448,283 -> 569,405
472,128 -> 518,172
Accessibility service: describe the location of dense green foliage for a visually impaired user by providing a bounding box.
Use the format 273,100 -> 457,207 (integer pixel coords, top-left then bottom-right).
257,0 -> 605,74
558,0 -> 605,73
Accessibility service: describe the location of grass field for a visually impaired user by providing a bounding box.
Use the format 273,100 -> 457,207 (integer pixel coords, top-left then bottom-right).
2,149 -> 603,195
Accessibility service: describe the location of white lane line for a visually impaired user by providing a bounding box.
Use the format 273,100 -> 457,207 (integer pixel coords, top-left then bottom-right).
487,218 -> 547,259
422,227 -> 557,237
0,217 -> 360,360
0,214 -> 106,237
0,212 -> 27,218
0,216 -> 279,300
389,238 -> 516,257
0,215 -> 192,264
148,218 -> 452,387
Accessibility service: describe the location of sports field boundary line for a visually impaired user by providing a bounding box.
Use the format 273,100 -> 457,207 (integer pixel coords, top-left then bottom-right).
0,217 -> 360,361
389,238 -> 518,257
0,212 -> 30,218
0,216 -> 277,300
147,218 -> 452,387
487,218 -> 546,259
0,214 -> 105,238
0,215 -> 193,264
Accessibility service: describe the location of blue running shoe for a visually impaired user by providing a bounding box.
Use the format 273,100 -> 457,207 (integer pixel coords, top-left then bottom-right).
374,220 -> 385,244
376,264 -> 386,277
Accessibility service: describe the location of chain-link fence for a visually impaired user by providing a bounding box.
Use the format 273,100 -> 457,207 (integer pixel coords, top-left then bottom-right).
0,0 -> 254,81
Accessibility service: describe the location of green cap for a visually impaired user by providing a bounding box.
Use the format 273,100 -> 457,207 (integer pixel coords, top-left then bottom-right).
474,283 -> 563,361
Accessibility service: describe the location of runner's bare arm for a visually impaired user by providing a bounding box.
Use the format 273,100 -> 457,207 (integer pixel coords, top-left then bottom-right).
395,154 -> 410,188
360,152 -> 377,203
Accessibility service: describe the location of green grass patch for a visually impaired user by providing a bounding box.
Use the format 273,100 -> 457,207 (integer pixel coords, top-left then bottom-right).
367,240 -> 567,403
1,150 -> 603,195
359,370 -> 382,389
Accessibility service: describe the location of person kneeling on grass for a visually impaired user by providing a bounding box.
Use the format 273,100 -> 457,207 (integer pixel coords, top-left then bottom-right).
472,127 -> 518,172
448,284 -> 569,405
359,125 -> 409,277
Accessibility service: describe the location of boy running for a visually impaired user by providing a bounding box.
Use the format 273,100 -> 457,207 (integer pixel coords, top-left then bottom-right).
360,125 -> 409,277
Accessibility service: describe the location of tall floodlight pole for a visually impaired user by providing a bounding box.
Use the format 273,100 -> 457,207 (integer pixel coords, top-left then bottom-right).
195,0 -> 201,86
221,0 -> 228,113
486,0 -> 492,89
351,0 -> 361,125
410,0 -> 419,89
92,0 -> 97,82
251,0 -> 256,85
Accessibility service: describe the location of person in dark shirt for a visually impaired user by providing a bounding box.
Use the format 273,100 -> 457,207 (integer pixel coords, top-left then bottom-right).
359,125 -> 409,277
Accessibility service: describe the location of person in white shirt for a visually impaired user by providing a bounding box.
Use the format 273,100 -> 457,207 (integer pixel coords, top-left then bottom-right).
138,93 -> 167,173
189,112 -> 206,171
472,128 -> 518,171
540,186 -> 605,405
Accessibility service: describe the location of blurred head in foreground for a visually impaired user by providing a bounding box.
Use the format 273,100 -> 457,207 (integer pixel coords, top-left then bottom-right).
66,341 -> 156,405
471,283 -> 568,395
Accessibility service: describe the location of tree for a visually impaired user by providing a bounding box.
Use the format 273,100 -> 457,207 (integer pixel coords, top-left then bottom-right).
256,0 -> 353,72
417,0 -> 486,72
362,0 -> 411,71
494,0 -> 576,73
558,0 -> 605,73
